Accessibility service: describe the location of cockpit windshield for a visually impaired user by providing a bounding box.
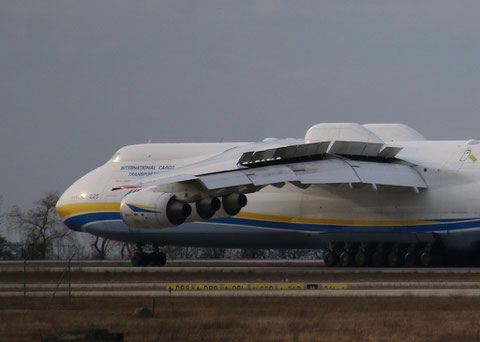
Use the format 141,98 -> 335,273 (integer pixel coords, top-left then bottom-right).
110,151 -> 121,162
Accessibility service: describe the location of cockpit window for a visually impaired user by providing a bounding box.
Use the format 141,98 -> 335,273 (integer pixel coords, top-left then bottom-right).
110,152 -> 121,162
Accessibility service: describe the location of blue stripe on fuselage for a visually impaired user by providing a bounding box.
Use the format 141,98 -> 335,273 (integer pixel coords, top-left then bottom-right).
211,217 -> 480,233
64,212 -> 122,231
62,211 -> 480,234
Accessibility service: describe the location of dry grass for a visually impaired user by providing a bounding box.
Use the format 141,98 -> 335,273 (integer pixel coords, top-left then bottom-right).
4,265 -> 480,341
2,296 -> 480,341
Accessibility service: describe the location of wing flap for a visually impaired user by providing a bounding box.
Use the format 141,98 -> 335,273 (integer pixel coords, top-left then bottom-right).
289,159 -> 361,184
199,171 -> 252,190
347,161 -> 427,188
242,165 -> 298,186
327,141 -> 384,157
378,146 -> 403,158
238,141 -> 330,166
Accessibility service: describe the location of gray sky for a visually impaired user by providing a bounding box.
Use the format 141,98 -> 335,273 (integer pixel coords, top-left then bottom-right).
2,1 -> 480,211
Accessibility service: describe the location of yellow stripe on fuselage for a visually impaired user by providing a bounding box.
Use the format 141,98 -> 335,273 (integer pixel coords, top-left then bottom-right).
56,202 -> 436,226
56,202 -> 121,219
235,212 -> 436,226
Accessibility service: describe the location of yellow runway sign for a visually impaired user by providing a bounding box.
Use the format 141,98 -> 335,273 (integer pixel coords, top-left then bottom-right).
278,284 -> 304,290
167,283 -> 192,291
251,283 -> 276,290
195,283 -> 221,290
322,283 -> 348,290
223,283 -> 248,290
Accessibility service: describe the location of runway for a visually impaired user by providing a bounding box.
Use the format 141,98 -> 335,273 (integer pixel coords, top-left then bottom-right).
2,281 -> 480,290
6,289 -> 480,297
4,259 -> 480,273
3,260 -> 480,297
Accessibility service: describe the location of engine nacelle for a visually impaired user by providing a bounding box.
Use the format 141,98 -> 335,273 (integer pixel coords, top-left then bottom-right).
196,197 -> 221,219
222,193 -> 247,216
120,190 -> 192,229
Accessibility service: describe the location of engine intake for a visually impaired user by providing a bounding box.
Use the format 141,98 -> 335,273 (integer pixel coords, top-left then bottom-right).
120,190 -> 191,228
222,193 -> 247,216
196,197 -> 221,220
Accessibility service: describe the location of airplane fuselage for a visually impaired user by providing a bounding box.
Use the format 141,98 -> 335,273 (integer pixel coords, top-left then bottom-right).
57,139 -> 480,256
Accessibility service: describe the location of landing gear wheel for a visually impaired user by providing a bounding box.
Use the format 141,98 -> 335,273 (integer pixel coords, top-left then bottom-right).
420,251 -> 432,267
404,252 -> 417,267
150,252 -> 167,267
324,250 -> 337,267
131,251 -> 150,267
371,251 -> 384,267
339,252 -> 351,267
388,250 -> 401,267
354,250 -> 368,267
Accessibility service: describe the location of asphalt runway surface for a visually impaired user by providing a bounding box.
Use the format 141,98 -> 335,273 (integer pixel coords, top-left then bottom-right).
6,289 -> 480,297
4,259 -> 480,273
3,260 -> 480,297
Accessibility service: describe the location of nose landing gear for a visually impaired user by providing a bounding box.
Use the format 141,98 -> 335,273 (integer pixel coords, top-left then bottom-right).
131,244 -> 167,267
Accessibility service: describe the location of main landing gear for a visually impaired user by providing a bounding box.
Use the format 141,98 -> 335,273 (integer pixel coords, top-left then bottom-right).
131,244 -> 167,267
323,242 -> 443,267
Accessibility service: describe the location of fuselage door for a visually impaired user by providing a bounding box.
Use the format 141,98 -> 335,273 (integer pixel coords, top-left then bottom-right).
460,150 -> 472,162
459,149 -> 479,170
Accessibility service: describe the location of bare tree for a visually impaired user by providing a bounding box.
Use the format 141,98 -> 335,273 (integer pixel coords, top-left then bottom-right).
0,195 -> 5,235
9,192 -> 68,259
163,246 -> 204,260
200,248 -> 227,259
240,248 -> 267,259
120,242 -> 133,260
276,249 -> 311,259
91,236 -> 113,259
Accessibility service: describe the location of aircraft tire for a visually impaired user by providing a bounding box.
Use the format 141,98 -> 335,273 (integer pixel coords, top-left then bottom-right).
323,250 -> 337,267
371,251 -> 384,267
339,251 -> 351,267
150,252 -> 167,267
404,252 -> 416,267
131,252 -> 150,267
387,250 -> 401,267
420,251 -> 432,267
354,250 -> 368,267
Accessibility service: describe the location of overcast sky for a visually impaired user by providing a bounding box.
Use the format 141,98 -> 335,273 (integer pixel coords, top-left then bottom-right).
2,1 -> 480,211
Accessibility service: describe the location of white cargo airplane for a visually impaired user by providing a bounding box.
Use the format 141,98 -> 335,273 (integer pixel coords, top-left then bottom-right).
56,123 -> 480,267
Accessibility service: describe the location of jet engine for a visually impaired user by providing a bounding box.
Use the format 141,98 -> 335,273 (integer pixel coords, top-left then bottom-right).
222,193 -> 247,216
196,197 -> 221,219
120,190 -> 192,229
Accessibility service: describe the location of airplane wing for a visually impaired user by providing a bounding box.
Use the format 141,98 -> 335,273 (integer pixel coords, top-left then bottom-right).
117,139 -> 427,229
115,140 -> 426,194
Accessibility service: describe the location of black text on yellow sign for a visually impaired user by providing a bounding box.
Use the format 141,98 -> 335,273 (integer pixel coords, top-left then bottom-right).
195,283 -> 221,290
223,283 -> 248,290
167,283 -> 192,291
251,283 -> 276,290
278,284 -> 304,290
322,283 -> 348,290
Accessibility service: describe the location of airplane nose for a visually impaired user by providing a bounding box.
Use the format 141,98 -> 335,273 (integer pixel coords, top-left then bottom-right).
56,190 -> 85,232
56,166 -> 108,232
56,190 -> 69,222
